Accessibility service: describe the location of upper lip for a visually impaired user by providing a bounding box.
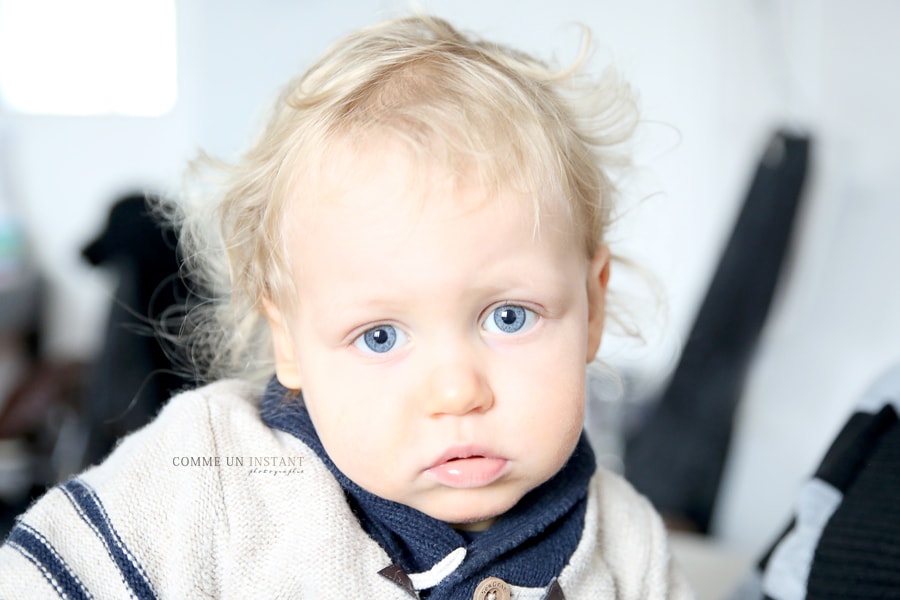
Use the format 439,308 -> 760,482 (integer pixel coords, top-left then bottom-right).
426,444 -> 503,469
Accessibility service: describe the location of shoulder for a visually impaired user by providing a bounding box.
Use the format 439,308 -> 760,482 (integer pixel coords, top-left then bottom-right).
0,380 -> 267,598
66,379 -> 264,489
0,379 -> 412,598
559,468 -> 695,599
156,377 -> 264,431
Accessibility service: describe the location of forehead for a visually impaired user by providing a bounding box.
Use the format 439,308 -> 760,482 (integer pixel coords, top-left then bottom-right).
287,133 -> 575,241
280,140 -> 587,311
269,135 -> 592,320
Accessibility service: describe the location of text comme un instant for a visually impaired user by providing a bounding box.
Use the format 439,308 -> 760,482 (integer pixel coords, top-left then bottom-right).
172,456 -> 303,467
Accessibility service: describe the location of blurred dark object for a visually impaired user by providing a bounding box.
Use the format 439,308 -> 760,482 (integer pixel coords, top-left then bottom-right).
733,367 -> 900,598
0,361 -> 89,538
0,273 -> 90,537
81,192 -> 196,465
625,130 -> 811,533
0,363 -> 85,440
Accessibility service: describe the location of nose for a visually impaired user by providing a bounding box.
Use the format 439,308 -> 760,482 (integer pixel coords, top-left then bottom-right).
424,362 -> 494,417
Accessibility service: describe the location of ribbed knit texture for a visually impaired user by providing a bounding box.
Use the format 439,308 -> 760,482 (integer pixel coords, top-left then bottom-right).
806,405 -> 900,597
260,377 -> 593,599
746,365 -> 900,600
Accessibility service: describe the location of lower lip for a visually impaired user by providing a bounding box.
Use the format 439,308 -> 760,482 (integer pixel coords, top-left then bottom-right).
424,457 -> 508,488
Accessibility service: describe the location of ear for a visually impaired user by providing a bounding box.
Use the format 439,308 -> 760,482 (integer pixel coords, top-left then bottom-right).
261,297 -> 303,390
586,245 -> 611,362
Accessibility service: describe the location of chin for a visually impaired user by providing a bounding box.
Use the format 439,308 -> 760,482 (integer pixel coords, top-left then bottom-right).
428,495 -> 518,527
444,515 -> 499,532
450,516 -> 496,532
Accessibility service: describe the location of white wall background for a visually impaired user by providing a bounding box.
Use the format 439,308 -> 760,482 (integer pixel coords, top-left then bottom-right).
1,0 -> 898,556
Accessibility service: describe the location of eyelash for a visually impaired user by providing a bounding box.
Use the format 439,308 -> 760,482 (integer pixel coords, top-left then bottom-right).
350,303 -> 540,355
352,324 -> 408,355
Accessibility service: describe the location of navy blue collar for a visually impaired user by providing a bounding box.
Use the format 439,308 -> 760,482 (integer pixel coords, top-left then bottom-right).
260,377 -> 594,598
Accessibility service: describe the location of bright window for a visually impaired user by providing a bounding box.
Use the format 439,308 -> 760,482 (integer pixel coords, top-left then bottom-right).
0,0 -> 177,116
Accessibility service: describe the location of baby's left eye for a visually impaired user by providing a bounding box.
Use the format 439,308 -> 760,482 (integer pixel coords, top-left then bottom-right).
483,305 -> 538,335
353,324 -> 408,354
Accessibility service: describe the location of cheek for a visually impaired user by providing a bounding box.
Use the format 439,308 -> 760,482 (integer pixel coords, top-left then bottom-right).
501,346 -> 586,429
304,391 -> 386,489
302,374 -> 413,500
300,359 -> 409,458
521,330 -> 587,433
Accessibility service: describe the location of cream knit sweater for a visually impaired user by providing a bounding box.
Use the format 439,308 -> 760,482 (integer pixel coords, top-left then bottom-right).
0,380 -> 693,599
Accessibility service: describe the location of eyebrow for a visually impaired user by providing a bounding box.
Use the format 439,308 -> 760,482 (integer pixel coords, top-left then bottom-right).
316,274 -> 573,331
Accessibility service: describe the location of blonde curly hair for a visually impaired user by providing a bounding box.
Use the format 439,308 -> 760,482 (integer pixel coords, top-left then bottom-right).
173,15 -> 638,384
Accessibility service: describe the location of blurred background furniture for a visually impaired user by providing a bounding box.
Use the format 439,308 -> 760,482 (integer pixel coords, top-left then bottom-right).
0,270 -> 89,536
625,130 -> 811,533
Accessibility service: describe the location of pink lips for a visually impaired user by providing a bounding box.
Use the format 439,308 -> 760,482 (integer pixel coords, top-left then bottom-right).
424,445 -> 508,488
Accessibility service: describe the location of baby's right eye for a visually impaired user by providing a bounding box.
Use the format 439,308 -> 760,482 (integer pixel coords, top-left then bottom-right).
353,325 -> 408,354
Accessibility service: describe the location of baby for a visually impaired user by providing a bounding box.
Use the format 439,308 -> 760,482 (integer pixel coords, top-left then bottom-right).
0,15 -> 691,599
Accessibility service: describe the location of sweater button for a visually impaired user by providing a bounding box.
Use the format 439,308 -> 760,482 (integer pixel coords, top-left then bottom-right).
473,576 -> 511,600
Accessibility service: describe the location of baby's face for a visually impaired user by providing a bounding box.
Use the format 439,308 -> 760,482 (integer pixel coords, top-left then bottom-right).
267,140 -> 609,529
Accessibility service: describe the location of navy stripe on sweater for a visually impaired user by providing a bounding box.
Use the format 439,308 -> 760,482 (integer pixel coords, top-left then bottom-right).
60,478 -> 159,600
8,522 -> 93,600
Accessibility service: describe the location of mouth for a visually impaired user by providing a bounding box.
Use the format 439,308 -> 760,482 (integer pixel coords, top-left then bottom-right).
424,445 -> 508,489
445,452 -> 486,462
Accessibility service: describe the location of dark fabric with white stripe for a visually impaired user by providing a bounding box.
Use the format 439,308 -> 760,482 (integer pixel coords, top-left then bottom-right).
805,404 -> 900,597
735,379 -> 900,600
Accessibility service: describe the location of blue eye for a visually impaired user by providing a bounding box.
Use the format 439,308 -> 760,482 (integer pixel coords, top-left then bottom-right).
353,325 -> 407,354
484,305 -> 537,335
